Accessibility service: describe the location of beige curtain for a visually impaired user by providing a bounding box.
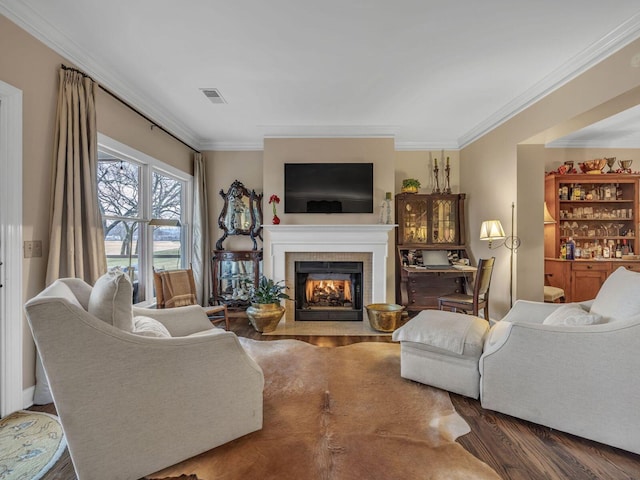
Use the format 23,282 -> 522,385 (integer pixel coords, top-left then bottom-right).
192,152 -> 211,305
45,68 -> 106,285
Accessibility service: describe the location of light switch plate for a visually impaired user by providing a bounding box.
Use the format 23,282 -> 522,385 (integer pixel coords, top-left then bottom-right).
24,240 -> 43,258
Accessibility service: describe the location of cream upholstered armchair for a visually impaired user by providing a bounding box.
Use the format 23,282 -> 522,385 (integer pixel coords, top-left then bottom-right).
480,267 -> 640,455
24,271 -> 264,480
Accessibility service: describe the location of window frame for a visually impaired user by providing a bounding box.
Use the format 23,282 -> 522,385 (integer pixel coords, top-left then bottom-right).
97,133 -> 193,303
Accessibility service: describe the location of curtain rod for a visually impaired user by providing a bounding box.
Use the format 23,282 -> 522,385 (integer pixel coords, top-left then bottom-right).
61,64 -> 201,154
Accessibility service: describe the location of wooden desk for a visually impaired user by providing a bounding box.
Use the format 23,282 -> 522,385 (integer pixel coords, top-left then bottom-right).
398,265 -> 477,313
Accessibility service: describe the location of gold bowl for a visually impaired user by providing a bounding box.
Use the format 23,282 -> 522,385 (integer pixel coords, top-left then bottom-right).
365,303 -> 408,332
579,159 -> 607,173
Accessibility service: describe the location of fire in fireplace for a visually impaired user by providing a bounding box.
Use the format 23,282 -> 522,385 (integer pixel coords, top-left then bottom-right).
295,261 -> 363,321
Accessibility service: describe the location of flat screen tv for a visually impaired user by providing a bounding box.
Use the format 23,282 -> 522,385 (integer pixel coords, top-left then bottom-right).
284,163 -> 374,214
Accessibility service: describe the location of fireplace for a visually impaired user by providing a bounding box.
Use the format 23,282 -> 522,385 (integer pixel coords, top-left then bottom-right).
295,261 -> 363,321
262,224 -> 395,324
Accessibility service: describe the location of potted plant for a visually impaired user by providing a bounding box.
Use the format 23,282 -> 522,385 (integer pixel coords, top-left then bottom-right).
246,276 -> 290,333
401,178 -> 421,193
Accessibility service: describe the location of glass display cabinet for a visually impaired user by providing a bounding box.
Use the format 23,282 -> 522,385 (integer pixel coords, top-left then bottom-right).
211,250 -> 263,309
395,192 -> 469,313
396,193 -> 466,246
212,180 -> 263,309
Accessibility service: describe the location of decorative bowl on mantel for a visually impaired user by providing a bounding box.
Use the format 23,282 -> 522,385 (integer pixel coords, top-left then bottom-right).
579,159 -> 607,174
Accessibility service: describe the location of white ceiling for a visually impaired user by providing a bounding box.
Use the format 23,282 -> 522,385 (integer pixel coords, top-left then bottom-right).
546,104 -> 640,148
2,0 -> 640,151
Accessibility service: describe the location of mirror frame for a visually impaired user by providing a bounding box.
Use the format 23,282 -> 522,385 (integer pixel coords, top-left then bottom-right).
216,180 -> 263,250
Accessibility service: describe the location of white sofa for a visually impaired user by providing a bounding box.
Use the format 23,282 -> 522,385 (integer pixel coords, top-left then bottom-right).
24,272 -> 264,480
480,267 -> 640,455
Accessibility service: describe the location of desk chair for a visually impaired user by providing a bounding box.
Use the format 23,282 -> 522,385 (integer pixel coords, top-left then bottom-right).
438,257 -> 495,320
154,268 -> 230,330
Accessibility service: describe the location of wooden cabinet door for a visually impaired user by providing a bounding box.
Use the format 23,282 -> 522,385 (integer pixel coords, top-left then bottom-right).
570,263 -> 608,302
616,262 -> 640,273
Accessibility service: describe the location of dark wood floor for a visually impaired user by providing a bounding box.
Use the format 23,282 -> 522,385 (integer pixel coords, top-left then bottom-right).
32,314 -> 640,480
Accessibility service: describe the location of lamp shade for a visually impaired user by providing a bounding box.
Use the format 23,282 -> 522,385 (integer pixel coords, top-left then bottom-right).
543,202 -> 556,224
479,220 -> 506,241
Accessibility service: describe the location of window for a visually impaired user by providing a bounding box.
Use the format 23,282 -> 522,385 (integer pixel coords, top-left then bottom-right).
97,134 -> 192,303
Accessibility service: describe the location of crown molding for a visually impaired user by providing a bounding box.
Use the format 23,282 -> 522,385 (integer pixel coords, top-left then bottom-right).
261,124 -> 399,139
545,137 -> 640,149
458,11 -> 640,149
200,138 -> 462,152
0,0 -> 202,150
199,140 -> 265,151
395,141 -> 460,151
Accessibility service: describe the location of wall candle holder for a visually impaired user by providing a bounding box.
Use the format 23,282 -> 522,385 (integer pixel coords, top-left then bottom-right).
433,158 -> 441,194
444,157 -> 452,194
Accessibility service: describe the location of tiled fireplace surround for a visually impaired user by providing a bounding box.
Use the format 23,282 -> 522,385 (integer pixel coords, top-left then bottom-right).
263,224 -> 395,323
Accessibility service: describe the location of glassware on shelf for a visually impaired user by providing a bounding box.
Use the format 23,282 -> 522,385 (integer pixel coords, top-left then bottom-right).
580,224 -> 589,238
570,221 -> 579,236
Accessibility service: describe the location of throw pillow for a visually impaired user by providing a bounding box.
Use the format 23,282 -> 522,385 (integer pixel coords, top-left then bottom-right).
392,310 -> 488,355
133,316 -> 172,338
543,304 -> 606,326
88,270 -> 134,332
590,267 -> 640,322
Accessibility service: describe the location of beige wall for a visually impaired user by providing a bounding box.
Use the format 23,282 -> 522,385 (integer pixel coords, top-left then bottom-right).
205,150 -> 264,251
263,137 -> 397,301
1,15 -> 193,390
394,150 -> 461,195
462,37 -> 640,319
262,137 -> 395,225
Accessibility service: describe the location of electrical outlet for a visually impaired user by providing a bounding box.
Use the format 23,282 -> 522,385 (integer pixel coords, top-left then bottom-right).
24,240 -> 43,258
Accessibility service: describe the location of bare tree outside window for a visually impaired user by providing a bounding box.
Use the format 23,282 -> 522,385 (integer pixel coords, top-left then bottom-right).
97,157 -> 185,301
97,160 -> 140,259
152,171 -> 182,271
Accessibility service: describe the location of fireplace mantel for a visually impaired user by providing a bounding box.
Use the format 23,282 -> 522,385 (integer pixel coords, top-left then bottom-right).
263,224 -> 396,312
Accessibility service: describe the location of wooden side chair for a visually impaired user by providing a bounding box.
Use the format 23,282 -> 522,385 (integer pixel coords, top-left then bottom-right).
154,267 -> 230,330
438,257 -> 495,320
544,273 -> 565,303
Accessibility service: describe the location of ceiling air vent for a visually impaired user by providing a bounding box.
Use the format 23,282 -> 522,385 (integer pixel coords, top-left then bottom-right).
201,88 -> 226,104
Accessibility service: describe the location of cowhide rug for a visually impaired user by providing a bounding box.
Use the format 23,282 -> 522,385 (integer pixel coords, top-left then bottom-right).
148,339 -> 500,480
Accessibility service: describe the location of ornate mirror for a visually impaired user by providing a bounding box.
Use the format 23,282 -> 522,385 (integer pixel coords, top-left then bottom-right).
216,180 -> 263,250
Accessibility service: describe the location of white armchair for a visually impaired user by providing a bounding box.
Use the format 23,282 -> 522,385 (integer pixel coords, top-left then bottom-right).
480,267 -> 640,455
24,272 -> 264,480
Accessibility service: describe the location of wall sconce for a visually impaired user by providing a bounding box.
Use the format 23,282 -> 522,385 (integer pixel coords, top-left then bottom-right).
543,202 -> 556,224
480,202 -> 521,307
